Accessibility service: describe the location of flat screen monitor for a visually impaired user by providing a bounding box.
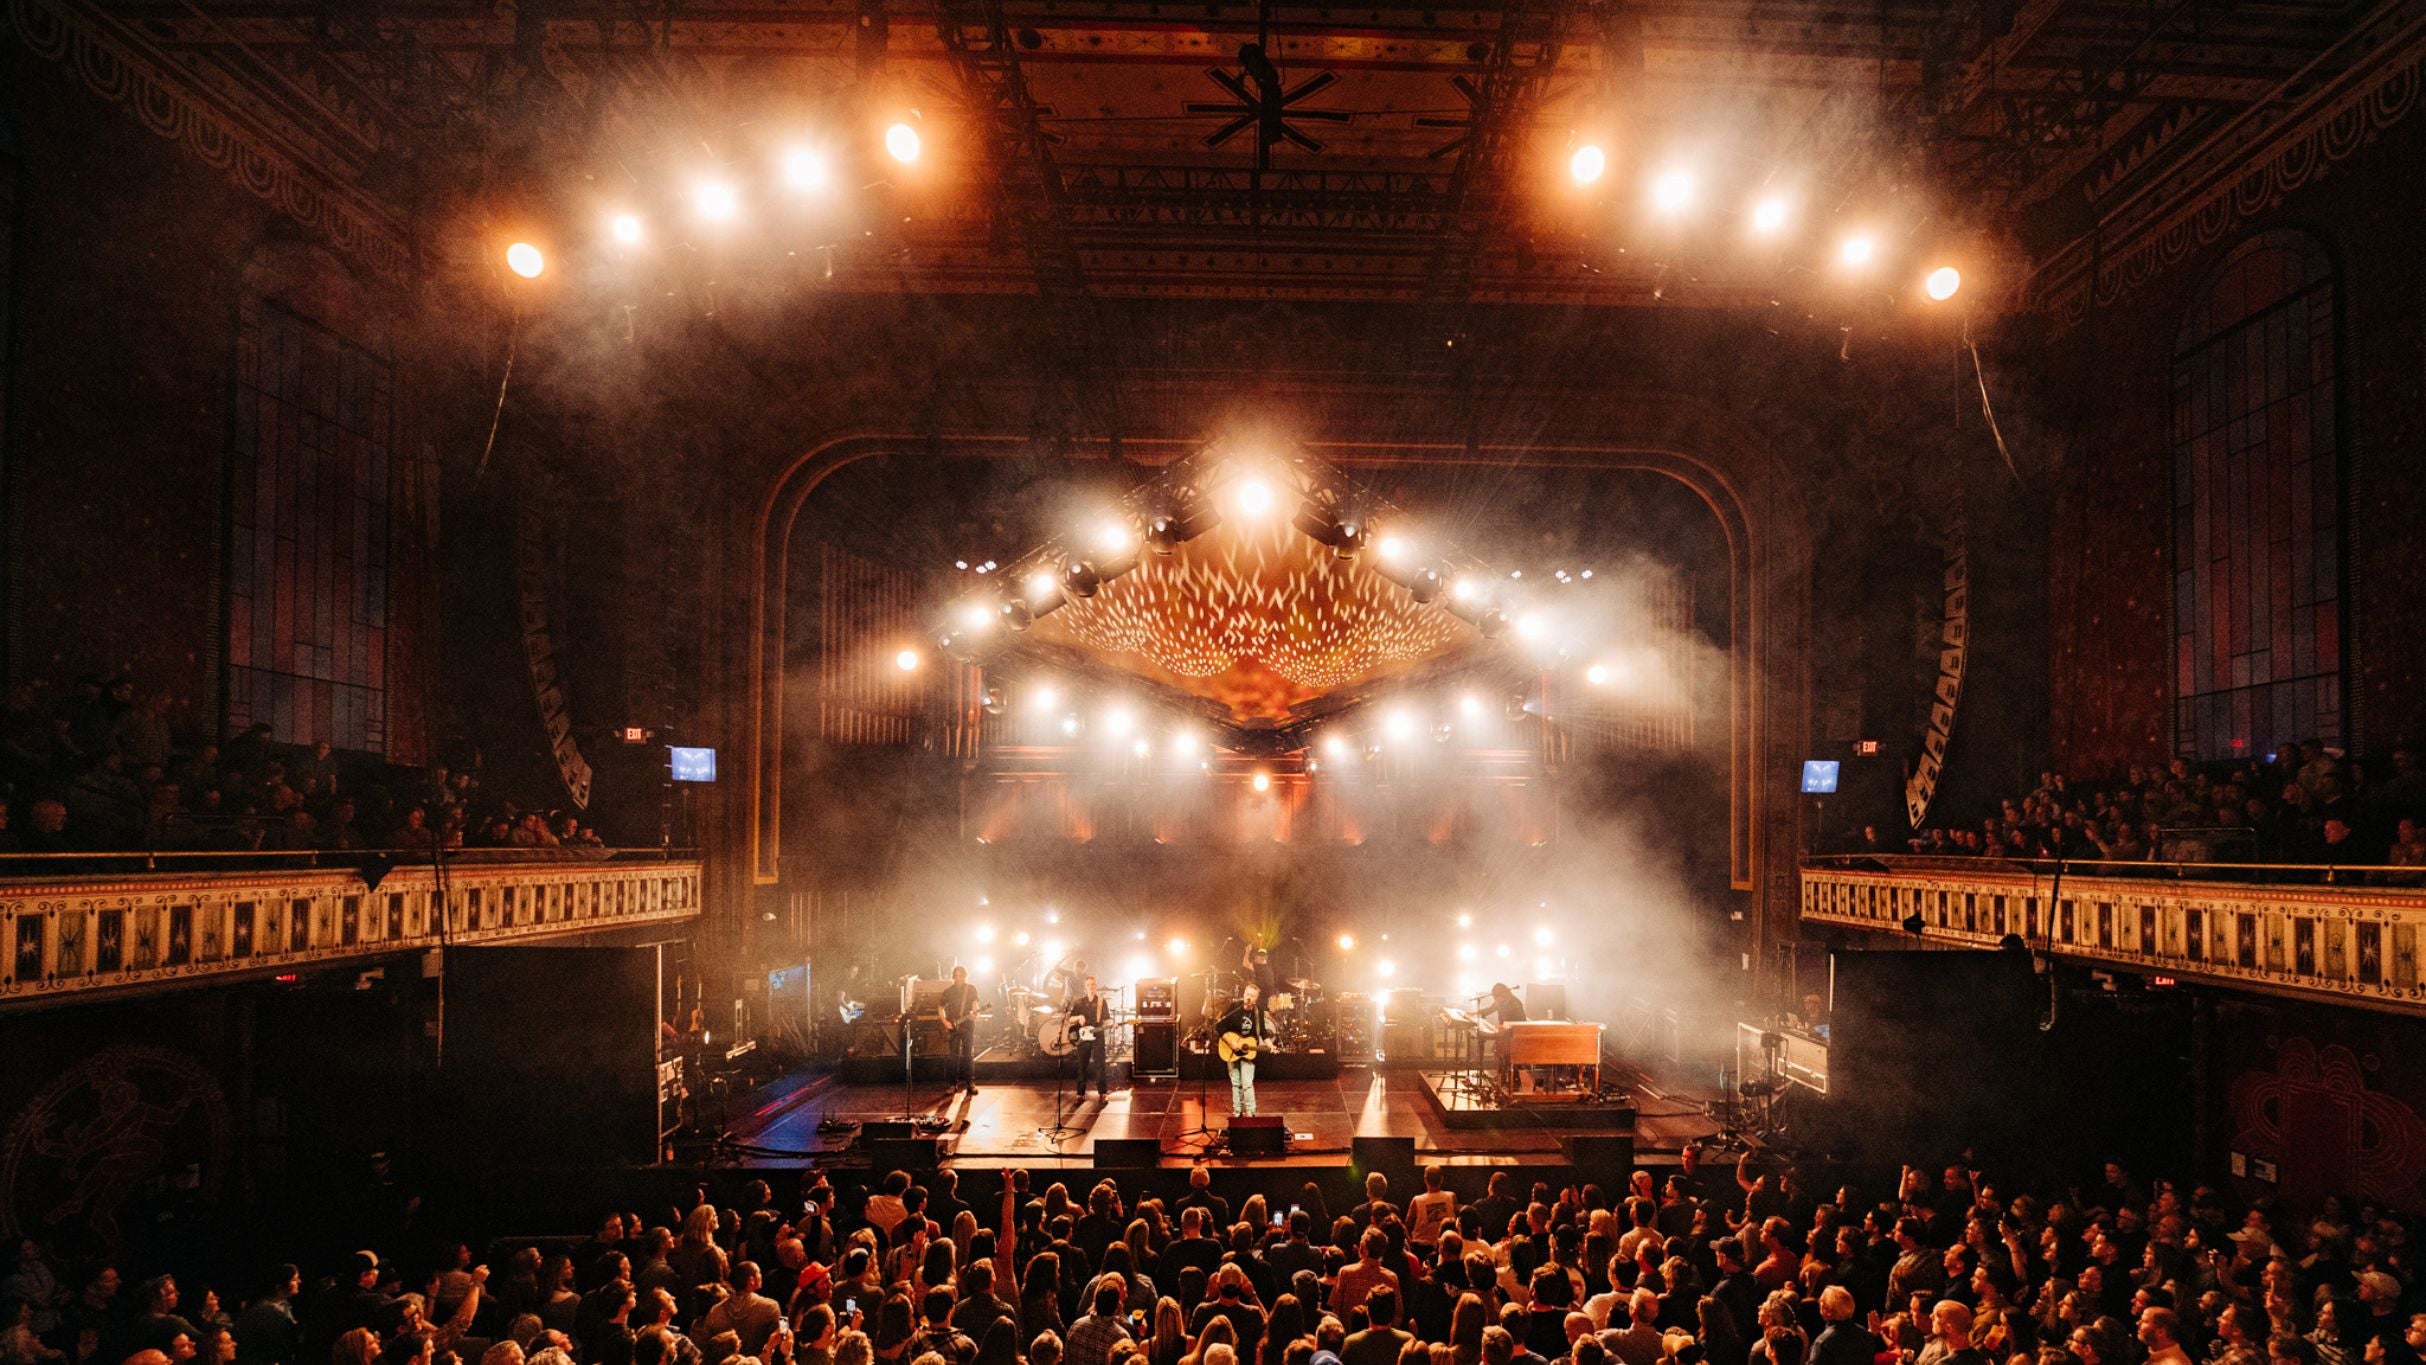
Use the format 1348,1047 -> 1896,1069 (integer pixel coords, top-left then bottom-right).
670,746 -> 718,783
1800,759 -> 1840,794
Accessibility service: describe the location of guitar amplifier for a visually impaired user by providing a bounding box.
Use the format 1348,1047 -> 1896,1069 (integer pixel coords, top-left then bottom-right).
1132,1019 -> 1177,1075
1135,976 -> 1177,1018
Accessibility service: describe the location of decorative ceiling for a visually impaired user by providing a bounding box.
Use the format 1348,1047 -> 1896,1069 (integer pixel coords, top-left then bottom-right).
1027,514 -> 1469,723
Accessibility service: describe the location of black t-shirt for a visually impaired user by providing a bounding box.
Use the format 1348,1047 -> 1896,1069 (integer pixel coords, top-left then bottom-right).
939,982 -> 980,1023
1246,958 -> 1280,999
1485,991 -> 1529,1023
1070,994 -> 1107,1028
1216,1006 -> 1265,1046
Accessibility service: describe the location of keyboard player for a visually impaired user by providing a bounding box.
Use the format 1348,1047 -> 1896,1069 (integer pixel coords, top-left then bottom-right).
1478,982 -> 1528,1025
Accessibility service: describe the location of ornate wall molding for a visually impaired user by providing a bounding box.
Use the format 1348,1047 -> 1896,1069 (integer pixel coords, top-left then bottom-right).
1,858 -> 699,1005
1805,862 -> 2426,1013
7,0 -> 413,279
2027,0 -> 2426,327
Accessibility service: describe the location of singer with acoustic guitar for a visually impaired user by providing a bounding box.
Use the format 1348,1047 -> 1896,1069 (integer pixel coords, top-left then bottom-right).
938,964 -> 984,1094
1215,983 -> 1272,1117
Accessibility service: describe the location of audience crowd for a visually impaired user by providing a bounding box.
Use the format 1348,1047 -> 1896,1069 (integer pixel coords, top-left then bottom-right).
1843,741 -> 2426,873
5,1150 -> 2417,1365
0,673 -> 608,857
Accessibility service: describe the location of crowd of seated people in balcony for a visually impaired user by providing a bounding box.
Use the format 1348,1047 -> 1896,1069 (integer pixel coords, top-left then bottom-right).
0,674 -> 607,857
1842,742 -> 2426,874
3,1149 -> 2415,1365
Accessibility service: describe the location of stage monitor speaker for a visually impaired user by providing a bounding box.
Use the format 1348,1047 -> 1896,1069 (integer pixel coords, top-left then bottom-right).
1352,1136 -> 1416,1178
1094,1138 -> 1162,1169
1526,982 -> 1569,1020
861,1120 -> 917,1142
871,1136 -> 942,1170
1561,1133 -> 1635,1174
1133,1021 -> 1178,1075
1227,1115 -> 1287,1156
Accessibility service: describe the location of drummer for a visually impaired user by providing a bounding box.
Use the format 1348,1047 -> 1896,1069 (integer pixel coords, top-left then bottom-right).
1241,940 -> 1280,1002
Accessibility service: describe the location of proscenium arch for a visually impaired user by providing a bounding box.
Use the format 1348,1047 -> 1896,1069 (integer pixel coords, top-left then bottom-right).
743,416 -> 1810,974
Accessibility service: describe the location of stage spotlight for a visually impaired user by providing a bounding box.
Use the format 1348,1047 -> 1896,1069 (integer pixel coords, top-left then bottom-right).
694,180 -> 740,221
1384,710 -> 1416,741
885,121 -> 923,164
1459,694 -> 1483,719
1028,685 -> 1060,713
1024,570 -> 1059,604
1377,959 -> 1397,979
1476,608 -> 1509,639
1495,942 -> 1511,959
1586,662 -> 1611,686
505,242 -> 545,279
1432,721 -> 1454,745
1123,954 -> 1155,986
1839,233 -> 1877,268
1925,265 -> 1963,301
1062,559 -> 1102,597
1457,911 -> 1473,929
1232,476 -> 1276,519
1750,196 -> 1791,235
1337,933 -> 1356,951
785,148 -> 830,191
1651,168 -> 1695,215
1059,713 -> 1082,737
982,686 -> 1007,716
954,600 -> 995,633
1132,737 -> 1151,758
1323,734 -> 1349,759
1013,930 -> 1031,947
1452,577 -> 1483,604
1458,943 -> 1477,961
1513,611 -> 1549,641
1105,706 -> 1136,737
1167,937 -> 1190,956
1330,522 -> 1370,560
1375,534 -> 1410,564
1046,908 -> 1061,925
976,923 -> 997,943
1042,938 -> 1066,963
1569,144 -> 1607,185
1146,513 -> 1185,556
999,596 -> 1033,631
609,213 -> 645,245
894,648 -> 921,672
1251,770 -> 1272,793
1170,730 -> 1200,758
1092,520 -> 1134,556
1532,925 -> 1553,946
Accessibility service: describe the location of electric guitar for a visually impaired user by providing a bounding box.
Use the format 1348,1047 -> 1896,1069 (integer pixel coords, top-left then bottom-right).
938,1004 -> 993,1036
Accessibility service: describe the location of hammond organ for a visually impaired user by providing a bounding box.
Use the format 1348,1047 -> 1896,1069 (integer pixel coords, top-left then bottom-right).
1498,1020 -> 1604,1100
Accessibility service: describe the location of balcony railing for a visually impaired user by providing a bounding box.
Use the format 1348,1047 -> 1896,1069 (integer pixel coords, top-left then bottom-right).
1802,854 -> 2426,1013
1,850 -> 701,1006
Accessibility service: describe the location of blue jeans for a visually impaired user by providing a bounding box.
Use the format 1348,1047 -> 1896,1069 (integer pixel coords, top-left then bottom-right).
1229,1058 -> 1256,1115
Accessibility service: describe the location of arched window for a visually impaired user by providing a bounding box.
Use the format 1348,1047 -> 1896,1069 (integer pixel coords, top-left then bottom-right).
2170,229 -> 2341,761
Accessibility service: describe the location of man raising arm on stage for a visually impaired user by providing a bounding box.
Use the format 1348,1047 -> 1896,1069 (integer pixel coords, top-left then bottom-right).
1215,985 -> 1267,1118
939,966 -> 981,1096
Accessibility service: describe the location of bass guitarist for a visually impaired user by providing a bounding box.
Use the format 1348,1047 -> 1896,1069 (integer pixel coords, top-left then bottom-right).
1215,983 -> 1272,1117
938,964 -> 984,1095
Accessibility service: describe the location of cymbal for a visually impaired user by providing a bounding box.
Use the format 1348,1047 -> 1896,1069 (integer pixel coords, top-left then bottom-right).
1286,977 -> 1321,991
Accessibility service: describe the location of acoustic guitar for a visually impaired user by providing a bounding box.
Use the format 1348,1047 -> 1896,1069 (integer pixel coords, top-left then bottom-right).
1217,1030 -> 1272,1064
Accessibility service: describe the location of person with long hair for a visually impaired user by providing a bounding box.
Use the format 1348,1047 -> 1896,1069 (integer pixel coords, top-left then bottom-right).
1697,1297 -> 1749,1365
1259,1296 -> 1306,1365
971,1321 -> 1020,1365
1449,1295 -> 1488,1365
334,1329 -> 382,1365
869,1297 -> 916,1365
1180,1317 -> 1237,1365
1149,1300 -> 1190,1365
1021,1254 -> 1066,1344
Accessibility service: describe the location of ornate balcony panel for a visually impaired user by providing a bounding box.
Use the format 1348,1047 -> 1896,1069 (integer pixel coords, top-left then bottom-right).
1,856 -> 701,1007
1802,858 -> 2426,1014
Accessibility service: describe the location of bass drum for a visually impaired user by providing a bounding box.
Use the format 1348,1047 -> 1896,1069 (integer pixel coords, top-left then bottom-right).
1035,1015 -> 1078,1056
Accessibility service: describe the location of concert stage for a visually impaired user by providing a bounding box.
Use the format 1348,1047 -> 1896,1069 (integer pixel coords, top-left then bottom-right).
1416,1071 -> 1640,1131
710,1063 -> 1714,1172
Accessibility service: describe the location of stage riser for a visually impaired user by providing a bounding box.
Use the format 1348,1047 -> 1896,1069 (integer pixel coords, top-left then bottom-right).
1177,1049 -> 1344,1082
1416,1070 -> 1639,1131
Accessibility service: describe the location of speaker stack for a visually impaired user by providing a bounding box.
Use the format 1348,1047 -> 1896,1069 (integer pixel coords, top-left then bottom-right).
1132,975 -> 1178,1075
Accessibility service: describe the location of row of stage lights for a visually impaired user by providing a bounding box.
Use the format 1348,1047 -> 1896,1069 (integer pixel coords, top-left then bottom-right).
494,116 -> 930,281
488,117 -> 1962,305
891,463 -> 1638,678
1561,140 -> 1967,303
947,910 -> 1564,994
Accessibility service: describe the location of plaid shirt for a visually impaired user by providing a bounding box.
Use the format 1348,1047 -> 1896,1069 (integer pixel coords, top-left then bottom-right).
1066,1313 -> 1133,1365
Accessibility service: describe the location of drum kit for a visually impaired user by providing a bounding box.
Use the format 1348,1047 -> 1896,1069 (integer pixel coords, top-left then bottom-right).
1007,984 -> 1130,1058
1180,969 -> 1334,1054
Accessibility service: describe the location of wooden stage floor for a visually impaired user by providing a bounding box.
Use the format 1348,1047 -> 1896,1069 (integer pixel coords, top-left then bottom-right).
713,1065 -> 1721,1171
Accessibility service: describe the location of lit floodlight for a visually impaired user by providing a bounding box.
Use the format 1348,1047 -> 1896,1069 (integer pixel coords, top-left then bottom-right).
1167,937 -> 1190,956
1839,233 -> 1877,268
1750,196 -> 1791,235
1586,662 -> 1611,686
1496,943 -> 1511,959
1375,534 -> 1410,563
785,149 -> 830,191
1105,707 -> 1136,737
1092,519 -> 1134,555
1013,930 -> 1031,946
1459,694 -> 1483,718
1384,710 -> 1416,741
1233,476 -> 1276,519
1029,685 -> 1059,711
1338,933 -> 1356,951
1925,266 -> 1963,301
1251,770 -> 1272,793
1026,571 -> 1059,603
695,180 -> 740,221
1322,734 -> 1349,759
1059,714 -> 1081,737
885,122 -> 923,164
975,923 -> 997,943
609,214 -> 645,245
1570,144 -> 1607,185
1514,612 -> 1549,641
1457,912 -> 1473,928
1046,908 -> 1061,925
1452,577 -> 1483,604
1458,943 -> 1478,961
1651,168 -> 1695,215
1171,730 -> 1200,758
1132,738 -> 1151,758
894,648 -> 921,672
1533,925 -> 1554,946
505,243 -> 545,279
973,956 -> 995,975
955,600 -> 996,633
1378,959 -> 1397,979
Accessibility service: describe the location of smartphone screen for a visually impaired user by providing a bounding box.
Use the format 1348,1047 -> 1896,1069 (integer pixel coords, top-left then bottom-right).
845,1299 -> 857,1317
